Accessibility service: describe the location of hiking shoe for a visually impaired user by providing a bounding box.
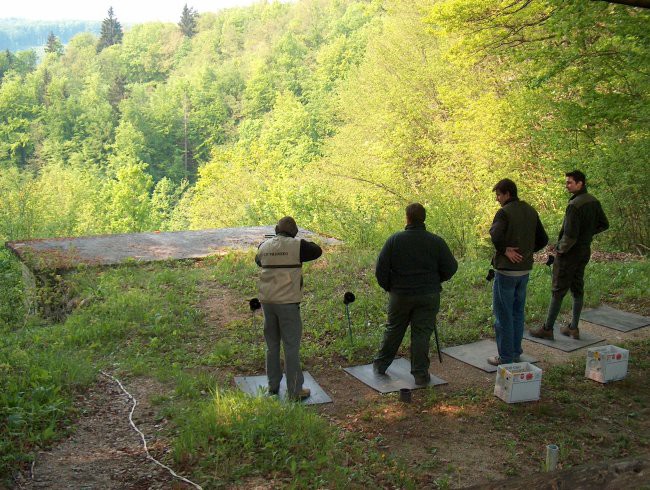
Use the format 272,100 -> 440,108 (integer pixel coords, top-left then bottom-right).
560,324 -> 580,340
288,388 -> 311,401
487,356 -> 502,366
487,356 -> 519,366
373,362 -> 387,376
529,325 -> 554,340
413,373 -> 431,386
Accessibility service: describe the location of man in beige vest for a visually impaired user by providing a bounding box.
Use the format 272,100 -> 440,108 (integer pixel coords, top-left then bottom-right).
256,217 -> 322,401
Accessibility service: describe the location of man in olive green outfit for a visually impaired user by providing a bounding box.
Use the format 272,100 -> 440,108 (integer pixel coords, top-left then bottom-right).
373,203 -> 458,385
530,170 -> 608,340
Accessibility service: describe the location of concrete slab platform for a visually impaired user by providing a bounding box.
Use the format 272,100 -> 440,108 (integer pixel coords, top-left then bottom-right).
234,371 -> 332,405
343,357 -> 447,393
581,305 -> 650,332
523,325 -> 603,352
6,227 -> 340,271
441,339 -> 538,373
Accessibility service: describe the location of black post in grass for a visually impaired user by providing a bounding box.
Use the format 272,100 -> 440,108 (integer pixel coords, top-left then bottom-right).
249,298 -> 261,328
343,292 -> 355,344
433,320 -> 442,363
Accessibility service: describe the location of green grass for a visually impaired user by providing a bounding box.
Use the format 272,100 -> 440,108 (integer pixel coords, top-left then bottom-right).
173,389 -> 411,488
0,247 -> 648,486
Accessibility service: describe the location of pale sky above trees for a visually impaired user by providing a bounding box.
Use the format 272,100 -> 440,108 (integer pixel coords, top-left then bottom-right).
1,0 -> 277,23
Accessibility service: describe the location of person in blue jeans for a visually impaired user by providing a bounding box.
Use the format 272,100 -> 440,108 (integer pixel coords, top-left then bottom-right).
488,179 -> 548,366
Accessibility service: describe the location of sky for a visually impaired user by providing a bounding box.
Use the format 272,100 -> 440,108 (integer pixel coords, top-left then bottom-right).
1,0 -> 267,23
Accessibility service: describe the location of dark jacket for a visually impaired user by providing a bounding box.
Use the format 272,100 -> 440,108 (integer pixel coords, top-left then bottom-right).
557,189 -> 609,254
375,223 -> 458,295
490,198 -> 548,271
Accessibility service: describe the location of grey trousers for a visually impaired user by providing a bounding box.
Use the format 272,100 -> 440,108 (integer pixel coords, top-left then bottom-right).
262,303 -> 304,396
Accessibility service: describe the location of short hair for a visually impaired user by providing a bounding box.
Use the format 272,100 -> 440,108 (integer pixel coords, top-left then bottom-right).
565,170 -> 586,186
406,203 -> 426,224
275,216 -> 298,237
492,178 -> 518,198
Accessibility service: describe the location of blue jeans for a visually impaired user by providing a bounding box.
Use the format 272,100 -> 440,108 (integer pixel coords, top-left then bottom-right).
493,272 -> 529,363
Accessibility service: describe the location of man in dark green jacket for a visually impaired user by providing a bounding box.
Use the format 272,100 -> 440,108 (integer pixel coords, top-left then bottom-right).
530,170 -> 609,340
488,179 -> 548,366
373,203 -> 458,385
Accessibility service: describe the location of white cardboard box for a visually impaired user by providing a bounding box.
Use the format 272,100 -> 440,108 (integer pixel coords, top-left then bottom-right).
585,345 -> 629,383
494,362 -> 542,403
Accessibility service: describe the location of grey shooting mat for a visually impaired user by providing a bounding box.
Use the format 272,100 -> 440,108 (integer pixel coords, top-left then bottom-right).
343,357 -> 447,393
523,325 -> 603,352
580,305 -> 650,333
441,339 -> 538,373
234,371 -> 332,405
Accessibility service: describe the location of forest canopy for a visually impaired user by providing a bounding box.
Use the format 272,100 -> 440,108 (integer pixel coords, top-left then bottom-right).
0,0 -> 648,254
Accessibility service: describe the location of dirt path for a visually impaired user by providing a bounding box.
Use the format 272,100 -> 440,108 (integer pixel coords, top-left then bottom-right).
12,285 -> 649,489
13,375 -> 195,490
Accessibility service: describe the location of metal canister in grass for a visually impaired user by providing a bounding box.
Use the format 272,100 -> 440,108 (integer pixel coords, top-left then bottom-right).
399,388 -> 412,403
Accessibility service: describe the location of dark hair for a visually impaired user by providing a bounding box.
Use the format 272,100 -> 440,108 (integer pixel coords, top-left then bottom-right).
275,216 -> 299,237
406,203 -> 426,224
492,178 -> 518,198
565,170 -> 586,186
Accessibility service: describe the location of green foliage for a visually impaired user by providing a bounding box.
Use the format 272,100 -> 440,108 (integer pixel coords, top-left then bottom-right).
178,4 -> 199,38
97,7 -> 124,52
173,389 -> 404,487
0,0 -> 648,249
0,249 -> 24,328
44,33 -> 64,57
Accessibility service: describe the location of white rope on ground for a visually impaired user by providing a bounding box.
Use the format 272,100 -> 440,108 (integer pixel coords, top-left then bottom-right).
100,371 -> 203,490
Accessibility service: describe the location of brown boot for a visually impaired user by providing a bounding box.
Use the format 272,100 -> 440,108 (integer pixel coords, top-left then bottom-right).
529,325 -> 554,340
289,388 -> 311,401
560,324 -> 580,339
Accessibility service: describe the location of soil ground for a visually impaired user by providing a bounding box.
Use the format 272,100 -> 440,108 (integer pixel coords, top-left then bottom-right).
11,284 -> 650,489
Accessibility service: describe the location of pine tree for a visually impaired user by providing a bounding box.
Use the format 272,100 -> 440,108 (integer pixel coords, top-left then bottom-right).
178,4 -> 198,38
97,7 -> 124,52
44,32 -> 64,56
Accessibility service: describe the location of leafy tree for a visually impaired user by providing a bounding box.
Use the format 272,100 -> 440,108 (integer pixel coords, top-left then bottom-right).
45,32 -> 64,57
97,7 -> 123,52
179,4 -> 199,38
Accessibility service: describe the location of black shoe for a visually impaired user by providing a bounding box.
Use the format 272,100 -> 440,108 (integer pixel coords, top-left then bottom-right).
414,373 -> 431,385
373,362 -> 387,376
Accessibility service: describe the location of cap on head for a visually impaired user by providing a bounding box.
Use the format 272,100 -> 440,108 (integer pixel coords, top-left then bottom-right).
275,216 -> 299,237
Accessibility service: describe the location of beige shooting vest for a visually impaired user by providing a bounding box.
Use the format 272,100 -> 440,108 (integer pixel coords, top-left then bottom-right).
257,235 -> 302,304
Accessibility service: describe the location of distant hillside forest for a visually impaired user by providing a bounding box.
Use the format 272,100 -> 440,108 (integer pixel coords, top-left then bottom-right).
0,19 -> 101,52
0,0 -> 648,254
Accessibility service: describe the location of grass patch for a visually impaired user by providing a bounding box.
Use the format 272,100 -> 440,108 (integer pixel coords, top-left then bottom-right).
173,389 -> 410,488
0,247 -> 648,485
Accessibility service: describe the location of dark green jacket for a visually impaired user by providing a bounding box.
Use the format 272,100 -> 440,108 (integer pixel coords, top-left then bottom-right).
490,198 -> 548,271
375,223 -> 458,295
557,189 -> 609,254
